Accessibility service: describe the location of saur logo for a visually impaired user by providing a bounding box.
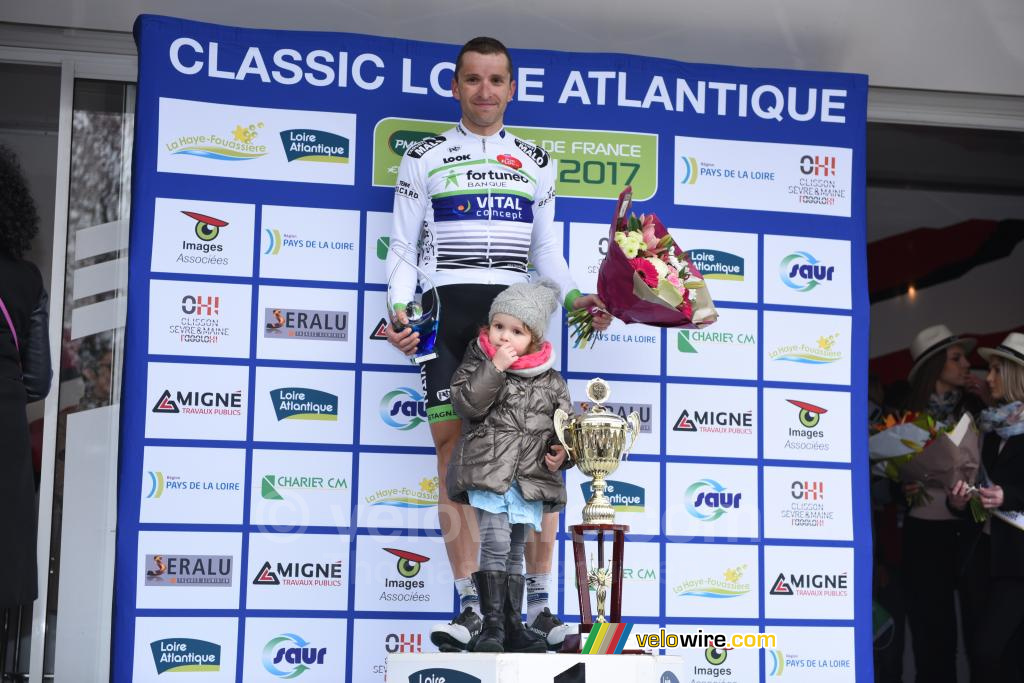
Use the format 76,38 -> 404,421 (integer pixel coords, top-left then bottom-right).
679,156 -> 699,184
432,193 -> 533,224
384,547 -> 430,578
270,387 -> 338,421
280,129 -> 350,163
181,210 -> 228,242
685,479 -> 742,521
380,387 -> 427,430
580,480 -> 645,512
167,121 -> 267,161
779,251 -> 835,291
150,638 -> 221,674
262,633 -> 326,678
688,249 -> 743,281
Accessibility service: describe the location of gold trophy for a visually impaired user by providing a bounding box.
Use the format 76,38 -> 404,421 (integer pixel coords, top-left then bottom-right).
554,378 -> 640,525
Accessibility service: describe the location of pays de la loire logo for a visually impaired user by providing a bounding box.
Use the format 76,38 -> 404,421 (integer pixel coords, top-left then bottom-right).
679,156 -> 699,185
380,387 -> 427,430
779,251 -> 835,292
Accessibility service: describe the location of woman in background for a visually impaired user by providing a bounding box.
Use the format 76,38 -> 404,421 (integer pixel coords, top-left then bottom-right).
0,145 -> 52,608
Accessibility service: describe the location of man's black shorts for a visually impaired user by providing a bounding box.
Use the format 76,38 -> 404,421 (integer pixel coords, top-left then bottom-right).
420,284 -> 507,424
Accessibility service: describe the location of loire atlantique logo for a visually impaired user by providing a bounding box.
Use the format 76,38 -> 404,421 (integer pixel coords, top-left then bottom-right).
673,564 -> 751,599
685,479 -> 743,521
280,129 -> 350,163
262,634 -> 326,678
379,387 -> 427,430
270,388 -> 339,421
364,477 -> 438,509
165,121 -> 267,160
769,333 -> 842,364
688,249 -> 744,281
261,474 -> 348,500
779,251 -> 835,292
150,638 -> 221,674
579,480 -> 645,512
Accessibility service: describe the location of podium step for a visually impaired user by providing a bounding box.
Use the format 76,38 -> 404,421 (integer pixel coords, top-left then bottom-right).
386,652 -> 684,683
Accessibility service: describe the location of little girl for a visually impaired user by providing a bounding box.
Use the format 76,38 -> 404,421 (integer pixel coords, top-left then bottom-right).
446,278 -> 572,653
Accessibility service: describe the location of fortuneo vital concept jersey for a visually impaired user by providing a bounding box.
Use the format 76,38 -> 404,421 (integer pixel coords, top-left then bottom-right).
386,122 -> 577,309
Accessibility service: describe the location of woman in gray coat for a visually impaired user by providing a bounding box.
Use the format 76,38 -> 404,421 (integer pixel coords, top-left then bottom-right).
446,279 -> 572,653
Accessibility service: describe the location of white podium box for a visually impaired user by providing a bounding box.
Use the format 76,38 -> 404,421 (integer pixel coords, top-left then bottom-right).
386,652 -> 685,683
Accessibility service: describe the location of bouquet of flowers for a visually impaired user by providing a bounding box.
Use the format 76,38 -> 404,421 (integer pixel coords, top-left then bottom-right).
568,186 -> 718,346
869,412 -> 986,521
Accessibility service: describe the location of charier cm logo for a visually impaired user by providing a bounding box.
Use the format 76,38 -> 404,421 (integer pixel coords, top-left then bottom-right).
262,634 -> 326,678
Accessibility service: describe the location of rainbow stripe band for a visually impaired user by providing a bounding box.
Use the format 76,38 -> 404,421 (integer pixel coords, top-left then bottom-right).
581,623 -> 634,655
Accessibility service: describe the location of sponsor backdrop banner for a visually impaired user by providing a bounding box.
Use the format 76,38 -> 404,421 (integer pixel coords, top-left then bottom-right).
117,14 -> 868,682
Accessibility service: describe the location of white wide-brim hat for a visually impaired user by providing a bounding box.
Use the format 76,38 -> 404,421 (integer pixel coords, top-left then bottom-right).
979,332 -> 1024,368
908,324 -> 976,381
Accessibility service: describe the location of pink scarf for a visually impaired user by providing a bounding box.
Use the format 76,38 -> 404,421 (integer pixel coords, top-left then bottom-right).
477,329 -> 552,371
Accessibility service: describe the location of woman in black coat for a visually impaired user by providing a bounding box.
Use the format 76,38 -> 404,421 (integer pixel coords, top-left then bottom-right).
0,146 -> 52,608
950,332 -> 1024,681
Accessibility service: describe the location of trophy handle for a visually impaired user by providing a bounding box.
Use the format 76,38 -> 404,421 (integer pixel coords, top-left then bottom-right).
623,411 -> 641,458
554,409 -> 576,462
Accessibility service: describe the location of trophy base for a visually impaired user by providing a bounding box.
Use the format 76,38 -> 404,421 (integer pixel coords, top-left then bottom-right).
581,503 -> 616,526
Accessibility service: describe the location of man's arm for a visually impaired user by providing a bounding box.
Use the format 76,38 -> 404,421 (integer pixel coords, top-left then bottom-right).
386,146 -> 431,311
527,155 -> 579,308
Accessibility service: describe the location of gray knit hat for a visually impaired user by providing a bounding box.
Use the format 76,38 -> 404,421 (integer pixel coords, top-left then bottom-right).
489,278 -> 562,340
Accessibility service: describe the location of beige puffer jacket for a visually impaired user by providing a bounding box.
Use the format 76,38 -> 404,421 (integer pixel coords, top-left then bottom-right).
446,338 -> 572,512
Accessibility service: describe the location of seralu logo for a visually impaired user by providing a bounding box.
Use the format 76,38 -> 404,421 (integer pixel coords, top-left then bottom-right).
144,554 -> 232,587
573,401 -> 652,433
280,129 -> 350,163
264,308 -> 349,341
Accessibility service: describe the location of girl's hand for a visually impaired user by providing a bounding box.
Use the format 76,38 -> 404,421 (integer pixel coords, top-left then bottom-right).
492,343 -> 518,371
948,480 -> 972,510
545,445 -> 568,472
979,484 -> 1004,509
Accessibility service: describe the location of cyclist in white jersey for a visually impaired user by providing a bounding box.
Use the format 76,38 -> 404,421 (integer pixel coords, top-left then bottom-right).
386,37 -> 610,651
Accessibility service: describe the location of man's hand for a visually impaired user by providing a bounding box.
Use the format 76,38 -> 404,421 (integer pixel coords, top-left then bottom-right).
492,343 -> 518,371
385,308 -> 420,356
979,484 -> 1004,509
545,444 -> 568,472
573,293 -> 612,331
